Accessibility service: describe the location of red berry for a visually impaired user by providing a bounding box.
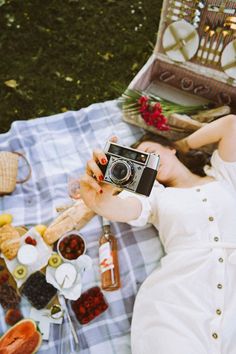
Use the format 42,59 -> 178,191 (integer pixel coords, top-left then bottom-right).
31,239 -> 37,246
88,313 -> 94,321
81,317 -> 89,324
101,303 -> 108,311
79,305 -> 86,315
59,241 -> 65,250
65,253 -> 74,260
94,296 -> 100,305
94,309 -> 100,316
63,237 -> 70,245
70,239 -> 78,249
25,236 -> 33,244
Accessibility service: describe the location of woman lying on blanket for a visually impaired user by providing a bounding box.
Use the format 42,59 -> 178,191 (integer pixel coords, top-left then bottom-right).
79,114 -> 236,354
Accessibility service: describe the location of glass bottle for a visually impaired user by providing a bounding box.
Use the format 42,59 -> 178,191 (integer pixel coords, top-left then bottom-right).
99,218 -> 121,291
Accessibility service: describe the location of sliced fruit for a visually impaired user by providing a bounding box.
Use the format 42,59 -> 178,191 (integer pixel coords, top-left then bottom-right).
0,319 -> 42,354
48,254 -> 62,268
13,265 -> 27,279
0,214 -> 13,227
34,224 -> 47,236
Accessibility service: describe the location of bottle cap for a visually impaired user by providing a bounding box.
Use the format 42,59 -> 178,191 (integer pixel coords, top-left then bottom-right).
102,217 -> 110,227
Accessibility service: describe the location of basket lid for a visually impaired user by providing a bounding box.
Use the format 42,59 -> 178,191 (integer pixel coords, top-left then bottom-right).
146,0 -> 236,107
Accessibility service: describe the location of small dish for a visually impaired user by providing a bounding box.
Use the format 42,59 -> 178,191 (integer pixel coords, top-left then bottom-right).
221,39 -> 236,79
57,231 -> 86,262
46,264 -> 82,300
162,20 -> 199,62
3,227 -> 51,288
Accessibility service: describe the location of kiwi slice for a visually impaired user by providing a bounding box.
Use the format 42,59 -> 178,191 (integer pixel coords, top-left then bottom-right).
13,265 -> 27,279
48,254 -> 62,268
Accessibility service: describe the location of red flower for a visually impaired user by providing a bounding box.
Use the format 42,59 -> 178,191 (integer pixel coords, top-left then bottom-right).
138,96 -> 149,113
138,95 -> 148,106
138,97 -> 170,131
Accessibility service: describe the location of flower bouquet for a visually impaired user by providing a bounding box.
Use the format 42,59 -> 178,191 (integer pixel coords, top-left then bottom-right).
120,89 -> 208,140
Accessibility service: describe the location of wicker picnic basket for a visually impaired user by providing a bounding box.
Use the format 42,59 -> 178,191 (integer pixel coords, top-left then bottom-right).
0,152 -> 31,196
122,0 -> 236,143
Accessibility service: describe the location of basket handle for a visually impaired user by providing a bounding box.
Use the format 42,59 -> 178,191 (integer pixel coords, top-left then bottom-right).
13,152 -> 32,184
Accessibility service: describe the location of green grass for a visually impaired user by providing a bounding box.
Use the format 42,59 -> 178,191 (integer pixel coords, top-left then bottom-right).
0,0 -> 162,133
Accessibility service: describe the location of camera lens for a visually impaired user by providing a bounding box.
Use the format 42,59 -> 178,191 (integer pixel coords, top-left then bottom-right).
109,159 -> 133,185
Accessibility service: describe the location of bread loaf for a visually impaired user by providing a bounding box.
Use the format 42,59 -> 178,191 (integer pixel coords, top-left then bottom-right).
43,200 -> 95,245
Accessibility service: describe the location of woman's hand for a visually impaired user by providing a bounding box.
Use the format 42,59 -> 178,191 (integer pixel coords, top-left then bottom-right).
79,147 -> 117,212
79,136 -> 142,222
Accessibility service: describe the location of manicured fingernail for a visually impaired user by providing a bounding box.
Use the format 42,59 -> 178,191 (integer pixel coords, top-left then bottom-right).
99,189 -> 103,194
101,158 -> 107,165
99,175 -> 104,181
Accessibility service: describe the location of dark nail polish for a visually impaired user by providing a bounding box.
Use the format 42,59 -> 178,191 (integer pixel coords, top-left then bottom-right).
99,189 -> 103,194
99,175 -> 104,181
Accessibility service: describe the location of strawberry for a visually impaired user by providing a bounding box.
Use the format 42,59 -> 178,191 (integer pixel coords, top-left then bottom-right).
70,239 -> 78,250
78,305 -> 86,315
25,236 -> 33,244
94,309 -> 100,316
31,239 -> 37,246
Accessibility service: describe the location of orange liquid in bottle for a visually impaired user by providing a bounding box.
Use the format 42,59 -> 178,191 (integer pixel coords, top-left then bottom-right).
99,219 -> 121,291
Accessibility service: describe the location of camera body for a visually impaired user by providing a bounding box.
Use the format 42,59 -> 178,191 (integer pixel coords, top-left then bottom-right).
99,142 -> 160,196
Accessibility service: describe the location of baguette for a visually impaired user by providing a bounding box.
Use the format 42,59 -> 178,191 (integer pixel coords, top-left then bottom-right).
43,200 -> 95,245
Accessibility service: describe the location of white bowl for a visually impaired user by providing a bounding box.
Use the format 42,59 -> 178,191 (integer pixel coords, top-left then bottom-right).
57,231 -> 86,263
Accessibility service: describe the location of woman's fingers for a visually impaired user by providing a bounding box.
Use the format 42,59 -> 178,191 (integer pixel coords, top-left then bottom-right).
86,159 -> 104,181
79,174 -> 102,194
91,137 -> 118,167
92,148 -> 108,166
109,135 -> 118,143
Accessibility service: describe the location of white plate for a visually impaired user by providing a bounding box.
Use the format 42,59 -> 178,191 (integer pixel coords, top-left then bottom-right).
3,227 -> 52,288
221,39 -> 236,79
46,262 -> 82,300
162,20 -> 199,62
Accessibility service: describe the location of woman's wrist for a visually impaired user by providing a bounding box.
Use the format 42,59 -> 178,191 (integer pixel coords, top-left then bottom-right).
174,138 -> 191,153
184,137 -> 191,151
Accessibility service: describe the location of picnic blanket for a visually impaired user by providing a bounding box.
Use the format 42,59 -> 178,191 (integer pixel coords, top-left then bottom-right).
0,99 -> 164,353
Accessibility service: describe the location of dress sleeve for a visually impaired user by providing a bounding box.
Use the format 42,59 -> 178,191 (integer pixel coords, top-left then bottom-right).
118,181 -> 164,227
204,149 -> 236,192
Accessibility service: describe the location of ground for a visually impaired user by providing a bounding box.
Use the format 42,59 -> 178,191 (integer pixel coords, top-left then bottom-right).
0,0 -> 162,133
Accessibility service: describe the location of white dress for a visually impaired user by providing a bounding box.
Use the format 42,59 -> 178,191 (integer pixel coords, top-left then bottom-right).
119,150 -> 236,354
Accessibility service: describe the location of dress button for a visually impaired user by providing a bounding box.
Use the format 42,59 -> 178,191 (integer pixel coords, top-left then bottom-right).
216,309 -> 222,315
214,237 -> 219,242
202,198 -> 207,202
218,257 -> 224,263
209,216 -> 214,222
212,333 -> 218,339
217,283 -> 223,289
196,188 -> 201,192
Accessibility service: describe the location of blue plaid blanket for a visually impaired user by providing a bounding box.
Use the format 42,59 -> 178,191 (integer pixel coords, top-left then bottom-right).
0,100 -> 164,353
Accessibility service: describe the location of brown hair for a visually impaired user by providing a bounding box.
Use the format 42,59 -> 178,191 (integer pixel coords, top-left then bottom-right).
131,133 -> 211,177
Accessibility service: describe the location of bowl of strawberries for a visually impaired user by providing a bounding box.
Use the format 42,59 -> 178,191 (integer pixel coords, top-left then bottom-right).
57,231 -> 86,262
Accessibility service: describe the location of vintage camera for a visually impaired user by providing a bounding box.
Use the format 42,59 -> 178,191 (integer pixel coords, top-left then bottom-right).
99,142 -> 160,196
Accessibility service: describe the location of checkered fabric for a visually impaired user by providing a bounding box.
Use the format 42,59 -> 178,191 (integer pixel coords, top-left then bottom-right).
0,100 -> 164,353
